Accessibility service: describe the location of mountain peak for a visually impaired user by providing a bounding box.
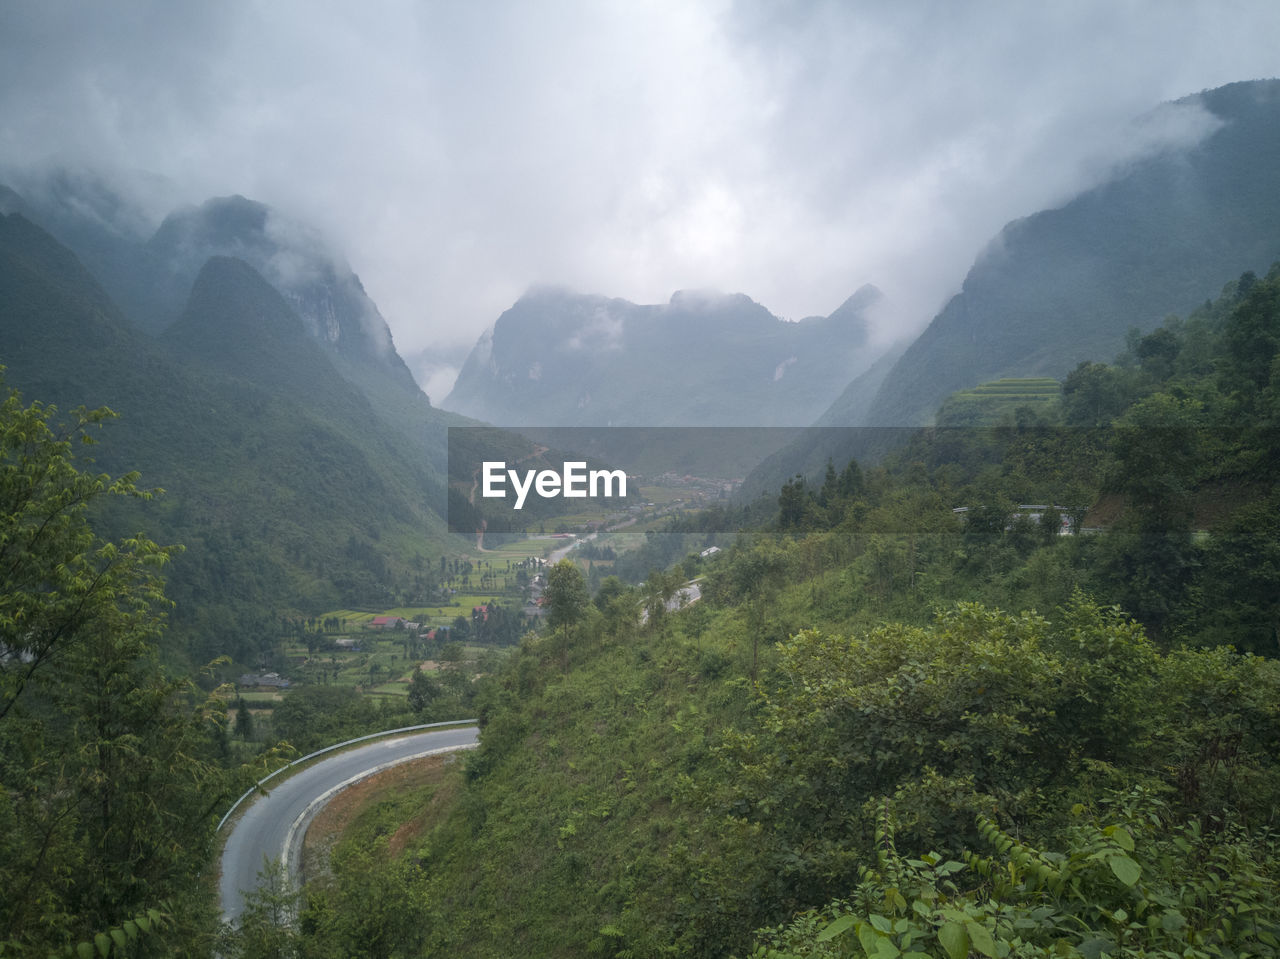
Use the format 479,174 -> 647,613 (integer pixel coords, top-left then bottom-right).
161,254 -> 377,424
830,284 -> 883,318
152,195 -> 270,253
169,255 -> 306,350
146,194 -> 419,392
445,284 -> 887,426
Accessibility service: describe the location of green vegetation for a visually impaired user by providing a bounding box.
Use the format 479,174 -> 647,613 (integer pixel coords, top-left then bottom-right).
6,154 -> 1280,958
0,210 -> 470,674
935,378 -> 1061,427
0,385 -> 243,957
0,376 -> 493,954
230,634 -> 505,756
753,795 -> 1280,959
232,265 -> 1280,957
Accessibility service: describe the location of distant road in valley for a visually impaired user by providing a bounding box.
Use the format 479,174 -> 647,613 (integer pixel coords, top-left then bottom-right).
673,581 -> 701,609
219,725 -> 479,923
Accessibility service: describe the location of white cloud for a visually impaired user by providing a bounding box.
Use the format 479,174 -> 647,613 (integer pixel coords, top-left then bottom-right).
1,0 -> 1278,361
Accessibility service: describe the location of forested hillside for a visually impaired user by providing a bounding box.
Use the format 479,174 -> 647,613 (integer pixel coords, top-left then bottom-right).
240,265 -> 1280,957
0,209 -> 461,667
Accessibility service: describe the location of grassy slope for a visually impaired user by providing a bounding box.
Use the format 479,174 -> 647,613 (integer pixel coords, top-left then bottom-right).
321,264 -> 1280,958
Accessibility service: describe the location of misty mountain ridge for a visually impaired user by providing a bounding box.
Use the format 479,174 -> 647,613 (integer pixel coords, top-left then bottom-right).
841,78 -> 1280,430
444,282 -> 885,426
7,76 -> 1280,506
0,208 -> 462,661
160,255 -> 378,424
148,195 -> 410,381
741,78 -> 1280,493
0,171 -> 487,491
4,76 -> 1280,665
0,174 -> 424,402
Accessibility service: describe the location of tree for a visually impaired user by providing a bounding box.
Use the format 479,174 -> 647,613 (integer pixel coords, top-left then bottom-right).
817,459 -> 839,508
1135,325 -> 1180,381
777,474 -> 812,530
837,457 -> 866,500
590,575 -> 637,638
237,697 -> 255,740
725,539 -> 789,679
1191,492 -> 1280,654
640,567 -> 683,635
220,859 -> 301,959
593,575 -> 628,612
0,383 -> 228,953
271,685 -> 368,751
0,393 -> 171,721
1100,394 -> 1204,635
1223,268 -> 1280,392
543,559 -> 589,632
407,668 -> 440,715
1062,360 -> 1134,428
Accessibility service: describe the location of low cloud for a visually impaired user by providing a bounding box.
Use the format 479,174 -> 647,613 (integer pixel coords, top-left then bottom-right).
1,1 -> 1278,367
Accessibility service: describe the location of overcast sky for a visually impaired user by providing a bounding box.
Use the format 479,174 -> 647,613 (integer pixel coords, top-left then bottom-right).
2,1 -> 1279,399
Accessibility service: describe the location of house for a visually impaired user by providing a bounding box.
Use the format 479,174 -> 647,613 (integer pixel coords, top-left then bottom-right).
699,546 -> 721,559
368,615 -> 406,629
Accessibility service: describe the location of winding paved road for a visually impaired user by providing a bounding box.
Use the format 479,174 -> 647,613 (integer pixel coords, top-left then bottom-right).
219,725 -> 479,923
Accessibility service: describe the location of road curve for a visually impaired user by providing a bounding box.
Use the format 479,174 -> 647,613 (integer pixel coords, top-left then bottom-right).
219,725 -> 479,923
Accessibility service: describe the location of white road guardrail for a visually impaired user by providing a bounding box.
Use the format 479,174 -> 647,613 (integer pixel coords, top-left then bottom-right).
216,719 -> 478,833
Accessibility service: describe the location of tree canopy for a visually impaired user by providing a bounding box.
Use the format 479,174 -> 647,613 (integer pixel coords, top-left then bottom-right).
0,381 -> 228,956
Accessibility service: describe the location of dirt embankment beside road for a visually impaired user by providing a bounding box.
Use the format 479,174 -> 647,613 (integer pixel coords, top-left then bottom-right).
301,753 -> 462,882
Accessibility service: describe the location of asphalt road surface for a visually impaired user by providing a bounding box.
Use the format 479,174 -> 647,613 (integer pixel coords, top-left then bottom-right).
219,725 -> 479,923
672,581 -> 702,609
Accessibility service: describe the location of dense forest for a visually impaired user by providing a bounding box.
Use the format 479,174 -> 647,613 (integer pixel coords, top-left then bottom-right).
218,265 -> 1280,957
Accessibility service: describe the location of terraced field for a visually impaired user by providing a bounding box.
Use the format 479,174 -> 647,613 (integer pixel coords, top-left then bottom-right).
935,377 -> 1062,426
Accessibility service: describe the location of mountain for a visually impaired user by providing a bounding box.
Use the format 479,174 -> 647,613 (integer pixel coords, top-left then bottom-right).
0,168 -> 170,332
147,195 -> 416,388
1,174 -> 475,472
843,79 -> 1280,429
443,284 -> 886,427
0,209 -> 457,664
1,175 -> 409,379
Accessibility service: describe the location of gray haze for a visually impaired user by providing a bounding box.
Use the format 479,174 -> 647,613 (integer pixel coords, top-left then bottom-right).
2,1 -> 1278,399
